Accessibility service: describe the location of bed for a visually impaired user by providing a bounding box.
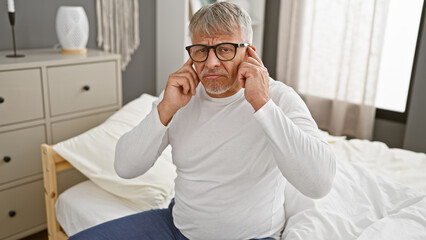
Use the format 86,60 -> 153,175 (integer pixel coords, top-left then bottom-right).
41,93 -> 426,240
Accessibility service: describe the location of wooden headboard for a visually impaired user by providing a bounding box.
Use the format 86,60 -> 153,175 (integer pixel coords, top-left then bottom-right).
41,144 -> 71,240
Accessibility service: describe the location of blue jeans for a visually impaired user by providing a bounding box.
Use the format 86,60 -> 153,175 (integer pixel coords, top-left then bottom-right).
69,199 -> 275,240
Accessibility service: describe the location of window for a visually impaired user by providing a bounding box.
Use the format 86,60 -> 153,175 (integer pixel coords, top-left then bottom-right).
375,0 -> 424,113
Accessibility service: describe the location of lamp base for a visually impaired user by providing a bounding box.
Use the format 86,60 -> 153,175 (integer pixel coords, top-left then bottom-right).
61,48 -> 87,54
6,54 -> 25,58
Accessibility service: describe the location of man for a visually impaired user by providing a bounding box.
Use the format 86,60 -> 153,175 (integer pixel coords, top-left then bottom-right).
70,2 -> 335,240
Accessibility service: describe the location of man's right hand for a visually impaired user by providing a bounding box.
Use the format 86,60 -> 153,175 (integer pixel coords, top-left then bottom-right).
157,58 -> 200,126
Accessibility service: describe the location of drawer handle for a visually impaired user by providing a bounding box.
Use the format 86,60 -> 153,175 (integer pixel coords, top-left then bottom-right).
0,96 -> 4,103
83,85 -> 90,91
8,210 -> 16,218
3,156 -> 11,163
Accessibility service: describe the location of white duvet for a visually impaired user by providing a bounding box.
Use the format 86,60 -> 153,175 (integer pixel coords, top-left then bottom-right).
283,158 -> 426,240
282,133 -> 426,240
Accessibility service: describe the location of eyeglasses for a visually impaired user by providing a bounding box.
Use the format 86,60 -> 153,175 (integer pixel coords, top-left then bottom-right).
185,42 -> 250,63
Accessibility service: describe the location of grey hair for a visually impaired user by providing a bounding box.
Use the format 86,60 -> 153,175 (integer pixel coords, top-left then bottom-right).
189,2 -> 253,44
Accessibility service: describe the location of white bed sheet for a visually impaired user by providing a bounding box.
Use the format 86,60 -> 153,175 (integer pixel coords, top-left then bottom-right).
56,180 -> 140,236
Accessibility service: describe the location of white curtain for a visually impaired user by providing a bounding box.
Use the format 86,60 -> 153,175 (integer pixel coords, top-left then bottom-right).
96,0 -> 140,70
277,0 -> 390,139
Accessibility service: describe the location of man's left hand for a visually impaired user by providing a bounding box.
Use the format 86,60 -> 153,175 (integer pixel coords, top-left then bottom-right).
237,47 -> 270,112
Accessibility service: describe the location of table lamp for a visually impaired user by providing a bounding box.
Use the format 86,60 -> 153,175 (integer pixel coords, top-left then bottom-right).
56,6 -> 89,54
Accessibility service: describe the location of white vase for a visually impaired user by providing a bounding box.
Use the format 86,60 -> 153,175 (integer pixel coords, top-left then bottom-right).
56,6 -> 89,53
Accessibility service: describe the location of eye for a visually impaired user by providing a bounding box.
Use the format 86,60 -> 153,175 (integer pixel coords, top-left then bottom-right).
192,47 -> 207,54
190,46 -> 206,53
218,47 -> 231,52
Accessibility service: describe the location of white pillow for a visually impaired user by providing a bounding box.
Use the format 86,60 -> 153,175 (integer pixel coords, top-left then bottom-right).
53,93 -> 176,211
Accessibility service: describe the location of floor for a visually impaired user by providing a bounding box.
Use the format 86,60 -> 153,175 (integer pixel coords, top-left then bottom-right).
20,230 -> 48,240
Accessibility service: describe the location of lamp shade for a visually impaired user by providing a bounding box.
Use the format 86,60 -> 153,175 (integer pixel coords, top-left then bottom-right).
56,6 -> 89,53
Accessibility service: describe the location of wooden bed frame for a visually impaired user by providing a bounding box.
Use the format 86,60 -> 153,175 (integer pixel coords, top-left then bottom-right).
41,144 -> 71,240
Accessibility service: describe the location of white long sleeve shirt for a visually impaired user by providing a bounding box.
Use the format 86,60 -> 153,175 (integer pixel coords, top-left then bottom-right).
115,78 -> 336,240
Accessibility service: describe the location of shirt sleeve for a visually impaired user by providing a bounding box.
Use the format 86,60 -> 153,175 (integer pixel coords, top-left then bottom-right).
114,95 -> 170,179
254,82 -> 336,199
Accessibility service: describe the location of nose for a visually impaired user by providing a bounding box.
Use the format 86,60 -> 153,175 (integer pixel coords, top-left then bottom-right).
204,48 -> 221,68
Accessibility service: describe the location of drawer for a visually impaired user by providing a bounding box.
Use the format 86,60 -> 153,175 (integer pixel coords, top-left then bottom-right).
0,170 -> 86,239
51,111 -> 116,143
0,69 -> 44,126
0,180 -> 46,240
47,61 -> 118,116
0,126 -> 46,185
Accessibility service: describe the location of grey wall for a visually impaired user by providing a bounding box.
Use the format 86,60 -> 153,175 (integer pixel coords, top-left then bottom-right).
0,0 -> 156,105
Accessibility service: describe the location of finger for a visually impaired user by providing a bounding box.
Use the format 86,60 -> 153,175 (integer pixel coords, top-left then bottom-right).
170,75 -> 192,95
247,47 -> 264,66
181,67 -> 199,94
237,67 -> 249,88
238,61 -> 257,71
178,59 -> 194,73
174,72 -> 196,95
246,57 -> 262,66
176,66 -> 199,95
178,64 -> 196,77
238,62 -> 268,87
177,78 -> 191,95
180,60 -> 200,83
186,66 -> 200,90
192,72 -> 200,93
184,57 -> 193,66
239,61 -> 268,78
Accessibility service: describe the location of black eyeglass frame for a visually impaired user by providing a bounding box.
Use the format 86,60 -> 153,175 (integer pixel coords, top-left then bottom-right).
185,42 -> 250,63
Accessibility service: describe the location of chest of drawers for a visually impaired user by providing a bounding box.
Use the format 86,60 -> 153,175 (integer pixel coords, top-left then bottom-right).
0,49 -> 122,239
